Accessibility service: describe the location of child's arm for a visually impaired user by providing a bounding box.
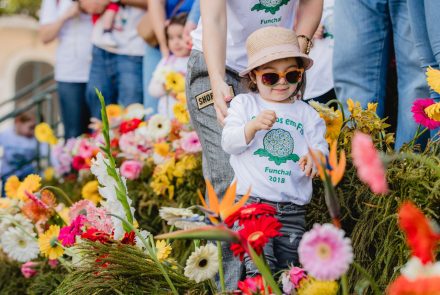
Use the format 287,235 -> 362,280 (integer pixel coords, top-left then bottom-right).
222,96 -> 276,155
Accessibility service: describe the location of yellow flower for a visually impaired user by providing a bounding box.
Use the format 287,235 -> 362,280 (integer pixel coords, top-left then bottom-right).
106,104 -> 123,120
4,175 -> 21,199
38,225 -> 64,260
426,67 -> 440,94
175,92 -> 187,103
346,98 -> 361,116
425,102 -> 440,121
81,180 -> 102,205
173,160 -> 187,178
16,174 -> 41,201
151,174 -> 170,196
154,142 -> 170,157
297,278 -> 339,295
35,123 -> 58,145
173,102 -> 190,124
309,101 -> 343,144
182,155 -> 197,170
155,240 -> 172,262
43,167 -> 55,181
57,207 -> 70,224
367,102 -> 378,113
165,72 -> 185,94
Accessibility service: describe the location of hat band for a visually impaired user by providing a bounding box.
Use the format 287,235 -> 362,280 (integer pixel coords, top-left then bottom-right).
247,44 -> 302,68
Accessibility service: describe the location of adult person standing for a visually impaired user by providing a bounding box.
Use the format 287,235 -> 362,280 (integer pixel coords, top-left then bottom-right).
39,0 -> 93,139
333,0 -> 429,150
79,0 -> 147,119
186,0 -> 323,290
143,0 -> 195,114
407,0 -> 440,138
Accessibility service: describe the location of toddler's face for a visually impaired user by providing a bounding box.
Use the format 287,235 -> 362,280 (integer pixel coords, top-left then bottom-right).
251,58 -> 302,103
167,24 -> 190,57
16,120 -> 36,138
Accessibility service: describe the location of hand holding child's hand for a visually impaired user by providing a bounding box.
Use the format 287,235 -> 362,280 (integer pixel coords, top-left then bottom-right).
299,152 -> 318,178
313,24 -> 324,40
252,110 -> 277,132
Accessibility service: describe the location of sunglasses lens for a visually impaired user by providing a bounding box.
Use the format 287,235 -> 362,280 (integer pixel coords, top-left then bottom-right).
286,71 -> 302,84
261,73 -> 280,85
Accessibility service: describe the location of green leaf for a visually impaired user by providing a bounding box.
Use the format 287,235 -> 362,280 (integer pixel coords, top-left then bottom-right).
155,226 -> 239,242
254,149 -> 271,157
251,3 -> 264,12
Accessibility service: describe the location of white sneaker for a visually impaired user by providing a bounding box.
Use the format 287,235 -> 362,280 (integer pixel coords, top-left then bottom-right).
100,32 -> 118,48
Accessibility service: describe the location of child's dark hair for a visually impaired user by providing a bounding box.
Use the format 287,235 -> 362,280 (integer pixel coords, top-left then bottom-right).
165,12 -> 188,43
247,57 -> 305,94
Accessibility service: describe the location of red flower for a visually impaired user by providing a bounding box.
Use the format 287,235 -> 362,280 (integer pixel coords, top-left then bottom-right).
231,215 -> 282,261
81,228 -> 111,243
224,203 -> 276,227
121,231 -> 136,245
119,118 -> 142,134
398,202 -> 440,264
388,275 -> 440,295
110,138 -> 119,149
72,156 -> 90,171
238,275 -> 271,295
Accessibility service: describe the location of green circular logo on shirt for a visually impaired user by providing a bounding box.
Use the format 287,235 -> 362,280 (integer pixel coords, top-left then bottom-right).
251,0 -> 291,14
254,129 -> 300,165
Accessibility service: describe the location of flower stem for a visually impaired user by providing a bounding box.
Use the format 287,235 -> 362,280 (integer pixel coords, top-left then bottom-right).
341,274 -> 349,295
386,152 -> 440,177
326,99 -> 346,122
217,241 -> 226,293
408,125 -> 428,148
41,186 -> 73,206
352,262 -> 381,295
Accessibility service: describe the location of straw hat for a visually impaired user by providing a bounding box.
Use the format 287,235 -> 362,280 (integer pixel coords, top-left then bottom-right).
239,26 -> 313,77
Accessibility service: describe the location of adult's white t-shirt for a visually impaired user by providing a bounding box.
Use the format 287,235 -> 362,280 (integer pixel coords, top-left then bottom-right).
92,7 -> 145,56
40,0 -> 93,83
191,0 -> 298,73
303,0 -> 334,99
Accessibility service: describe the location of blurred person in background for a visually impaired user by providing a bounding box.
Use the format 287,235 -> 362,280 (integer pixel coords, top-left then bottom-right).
39,0 -> 93,139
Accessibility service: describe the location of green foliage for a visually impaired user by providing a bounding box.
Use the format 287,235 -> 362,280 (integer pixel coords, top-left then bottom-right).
55,241 -> 212,295
0,0 -> 42,18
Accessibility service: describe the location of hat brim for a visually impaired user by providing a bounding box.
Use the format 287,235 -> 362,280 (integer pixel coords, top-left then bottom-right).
239,51 -> 313,77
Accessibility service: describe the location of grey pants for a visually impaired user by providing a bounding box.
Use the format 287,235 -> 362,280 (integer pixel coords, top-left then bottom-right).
243,197 -> 306,278
185,49 -> 247,290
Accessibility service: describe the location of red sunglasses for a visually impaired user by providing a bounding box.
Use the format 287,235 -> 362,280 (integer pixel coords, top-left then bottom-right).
254,68 -> 304,86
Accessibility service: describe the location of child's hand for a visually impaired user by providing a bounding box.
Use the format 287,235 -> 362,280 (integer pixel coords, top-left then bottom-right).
244,110 -> 276,144
299,152 -> 318,178
252,110 -> 277,132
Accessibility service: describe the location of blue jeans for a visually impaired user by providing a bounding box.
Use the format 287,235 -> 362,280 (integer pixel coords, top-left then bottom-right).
333,0 -> 429,150
142,44 -> 162,114
407,0 -> 440,138
86,46 -> 143,118
57,82 -> 90,139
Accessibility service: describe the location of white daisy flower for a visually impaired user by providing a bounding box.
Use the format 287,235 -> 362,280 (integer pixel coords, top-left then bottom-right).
147,114 -> 171,141
184,244 -> 219,283
0,213 -> 34,236
1,227 -> 39,262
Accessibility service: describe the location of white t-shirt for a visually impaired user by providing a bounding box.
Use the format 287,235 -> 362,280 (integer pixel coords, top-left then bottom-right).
303,0 -> 334,99
40,0 -> 93,83
148,55 -> 189,118
191,0 -> 298,73
92,7 -> 145,56
222,92 -> 328,204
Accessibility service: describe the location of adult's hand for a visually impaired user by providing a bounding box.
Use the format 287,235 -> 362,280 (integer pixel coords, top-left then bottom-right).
313,24 -> 324,39
212,79 -> 233,125
78,0 -> 109,15
183,21 -> 197,49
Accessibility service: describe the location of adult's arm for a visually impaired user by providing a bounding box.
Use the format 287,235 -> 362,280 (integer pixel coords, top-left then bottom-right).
39,3 -> 80,44
296,0 -> 323,53
200,0 -> 230,124
148,0 -> 169,57
121,0 -> 147,9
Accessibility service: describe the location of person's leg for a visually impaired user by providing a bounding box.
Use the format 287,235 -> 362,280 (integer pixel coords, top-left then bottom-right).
333,0 -> 390,118
86,46 -> 118,118
390,0 -> 430,149
57,82 -> 90,139
116,54 -> 144,107
143,44 -> 162,114
273,203 -> 306,273
186,49 -> 247,290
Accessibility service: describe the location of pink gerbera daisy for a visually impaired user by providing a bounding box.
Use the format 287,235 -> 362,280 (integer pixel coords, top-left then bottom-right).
85,205 -> 113,234
352,132 -> 389,195
69,200 -> 93,220
180,131 -> 202,154
298,223 -> 353,281
411,98 -> 440,130
59,215 -> 86,246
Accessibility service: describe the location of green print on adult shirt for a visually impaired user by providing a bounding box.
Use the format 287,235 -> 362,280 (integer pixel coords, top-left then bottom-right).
254,128 -> 300,165
251,0 -> 291,15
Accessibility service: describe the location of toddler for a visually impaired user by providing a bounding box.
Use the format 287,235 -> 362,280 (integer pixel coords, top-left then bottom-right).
221,27 -> 328,276
149,13 -> 191,118
91,1 -> 120,47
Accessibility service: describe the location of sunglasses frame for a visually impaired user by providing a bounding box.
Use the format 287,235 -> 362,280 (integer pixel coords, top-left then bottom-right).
253,68 -> 305,86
